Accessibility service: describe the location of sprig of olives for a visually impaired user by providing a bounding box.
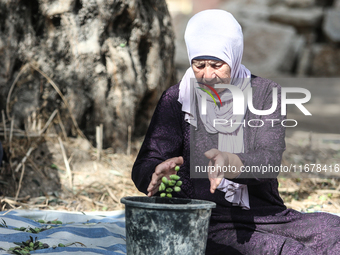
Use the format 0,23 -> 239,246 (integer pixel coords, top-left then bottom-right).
13,220 -> 62,234
8,236 -> 85,254
8,236 -> 60,254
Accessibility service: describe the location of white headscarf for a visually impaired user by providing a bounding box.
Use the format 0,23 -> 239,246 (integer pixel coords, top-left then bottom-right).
178,10 -> 251,210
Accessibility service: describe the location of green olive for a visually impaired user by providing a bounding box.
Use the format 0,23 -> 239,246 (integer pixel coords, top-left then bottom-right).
170,174 -> 180,180
176,181 -> 183,186
161,177 -> 168,185
174,186 -> 181,192
168,180 -> 176,186
159,182 -> 166,191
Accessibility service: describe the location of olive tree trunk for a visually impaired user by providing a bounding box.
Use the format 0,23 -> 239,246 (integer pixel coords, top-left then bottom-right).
0,0 -> 176,152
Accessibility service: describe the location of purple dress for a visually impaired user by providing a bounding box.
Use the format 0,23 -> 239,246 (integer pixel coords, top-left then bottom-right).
132,76 -> 340,254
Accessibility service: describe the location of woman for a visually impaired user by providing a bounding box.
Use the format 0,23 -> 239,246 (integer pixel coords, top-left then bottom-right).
132,10 -> 340,254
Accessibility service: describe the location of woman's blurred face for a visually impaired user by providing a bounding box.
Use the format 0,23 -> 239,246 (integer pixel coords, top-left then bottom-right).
192,59 -> 231,92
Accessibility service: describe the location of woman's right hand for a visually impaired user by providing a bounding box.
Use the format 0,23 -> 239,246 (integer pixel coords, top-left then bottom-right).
147,156 -> 183,197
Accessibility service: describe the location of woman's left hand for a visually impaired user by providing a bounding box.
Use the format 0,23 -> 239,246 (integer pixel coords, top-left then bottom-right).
204,149 -> 240,193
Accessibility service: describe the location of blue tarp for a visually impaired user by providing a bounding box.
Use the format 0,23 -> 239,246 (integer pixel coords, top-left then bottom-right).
0,209 -> 126,254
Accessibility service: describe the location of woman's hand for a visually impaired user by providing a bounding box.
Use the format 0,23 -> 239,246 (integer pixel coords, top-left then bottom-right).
147,156 -> 184,197
204,149 -> 241,194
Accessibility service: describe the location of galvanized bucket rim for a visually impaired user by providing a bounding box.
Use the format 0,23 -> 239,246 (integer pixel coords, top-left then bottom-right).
121,196 -> 216,210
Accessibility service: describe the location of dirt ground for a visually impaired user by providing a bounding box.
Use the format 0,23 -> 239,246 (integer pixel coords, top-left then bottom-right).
1,129 -> 340,214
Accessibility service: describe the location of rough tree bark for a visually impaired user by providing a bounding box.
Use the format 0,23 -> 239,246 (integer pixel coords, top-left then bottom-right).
0,0 -> 176,152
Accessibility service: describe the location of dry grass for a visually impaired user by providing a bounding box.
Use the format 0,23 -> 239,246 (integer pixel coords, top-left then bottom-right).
1,119 -> 340,214
0,138 -> 145,212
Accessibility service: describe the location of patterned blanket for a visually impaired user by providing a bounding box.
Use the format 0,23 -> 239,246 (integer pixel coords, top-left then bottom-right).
0,209 -> 126,254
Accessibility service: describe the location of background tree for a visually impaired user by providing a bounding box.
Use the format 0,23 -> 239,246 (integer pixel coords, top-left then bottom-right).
0,0 -> 176,152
